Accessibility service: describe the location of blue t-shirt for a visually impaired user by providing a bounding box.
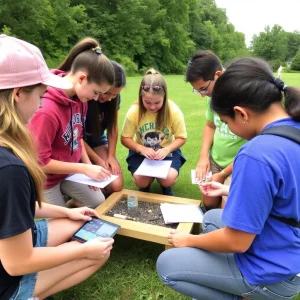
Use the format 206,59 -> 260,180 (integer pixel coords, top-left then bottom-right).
223,118 -> 300,285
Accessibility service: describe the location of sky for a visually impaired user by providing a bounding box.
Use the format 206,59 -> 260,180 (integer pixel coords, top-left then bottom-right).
214,0 -> 300,46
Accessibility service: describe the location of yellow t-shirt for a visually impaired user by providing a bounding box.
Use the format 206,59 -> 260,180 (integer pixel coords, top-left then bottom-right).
121,100 -> 187,150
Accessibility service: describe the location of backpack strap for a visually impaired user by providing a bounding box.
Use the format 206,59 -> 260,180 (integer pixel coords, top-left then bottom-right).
259,126 -> 300,144
259,125 -> 300,227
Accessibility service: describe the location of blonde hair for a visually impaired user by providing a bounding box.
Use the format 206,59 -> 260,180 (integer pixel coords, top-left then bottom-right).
138,68 -> 170,129
0,87 -> 45,207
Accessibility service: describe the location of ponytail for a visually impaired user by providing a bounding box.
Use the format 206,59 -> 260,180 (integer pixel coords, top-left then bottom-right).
58,37 -> 115,86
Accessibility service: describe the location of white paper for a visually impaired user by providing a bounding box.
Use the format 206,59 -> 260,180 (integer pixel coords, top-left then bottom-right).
191,170 -> 212,184
135,158 -> 172,179
65,173 -> 118,188
160,203 -> 203,224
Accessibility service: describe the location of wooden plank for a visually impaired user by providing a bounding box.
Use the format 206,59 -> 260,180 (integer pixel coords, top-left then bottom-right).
121,189 -> 201,205
95,189 -> 201,247
100,215 -> 172,245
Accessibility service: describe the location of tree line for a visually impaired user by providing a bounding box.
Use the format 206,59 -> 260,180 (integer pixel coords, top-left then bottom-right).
251,25 -> 300,71
1,0 -> 300,73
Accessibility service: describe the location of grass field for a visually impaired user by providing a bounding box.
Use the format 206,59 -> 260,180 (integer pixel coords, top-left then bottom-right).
56,73 -> 300,300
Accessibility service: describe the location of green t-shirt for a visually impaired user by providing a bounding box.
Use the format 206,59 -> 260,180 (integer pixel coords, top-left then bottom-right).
206,98 -> 247,168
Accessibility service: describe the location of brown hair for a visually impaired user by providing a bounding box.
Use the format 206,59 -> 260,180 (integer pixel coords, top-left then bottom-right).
58,37 -> 115,86
90,61 -> 126,138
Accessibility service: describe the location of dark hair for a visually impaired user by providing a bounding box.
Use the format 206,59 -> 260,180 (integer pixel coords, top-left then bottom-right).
89,61 -> 126,138
211,57 -> 300,121
145,132 -> 159,139
139,68 -> 170,129
58,37 -> 115,86
185,50 -> 223,83
111,61 -> 126,88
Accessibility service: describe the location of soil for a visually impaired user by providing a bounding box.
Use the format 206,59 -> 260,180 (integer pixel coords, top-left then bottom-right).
106,197 -> 178,229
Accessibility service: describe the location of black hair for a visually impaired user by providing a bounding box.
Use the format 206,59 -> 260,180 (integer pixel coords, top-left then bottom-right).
211,57 -> 300,121
185,50 -> 223,82
58,37 -> 114,86
111,61 -> 126,88
145,132 -> 159,139
89,61 -> 126,138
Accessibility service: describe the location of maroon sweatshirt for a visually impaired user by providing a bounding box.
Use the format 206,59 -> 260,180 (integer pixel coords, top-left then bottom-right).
28,70 -> 87,189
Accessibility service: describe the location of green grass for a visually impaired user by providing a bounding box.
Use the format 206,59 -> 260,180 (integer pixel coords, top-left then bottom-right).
56,73 -> 300,300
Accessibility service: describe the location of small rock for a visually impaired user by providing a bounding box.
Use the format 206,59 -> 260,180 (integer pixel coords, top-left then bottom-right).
148,210 -> 152,213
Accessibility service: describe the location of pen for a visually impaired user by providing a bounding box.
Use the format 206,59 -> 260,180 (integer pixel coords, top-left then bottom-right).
113,213 -> 136,221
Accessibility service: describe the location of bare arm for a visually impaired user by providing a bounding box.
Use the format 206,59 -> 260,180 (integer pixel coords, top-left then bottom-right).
211,161 -> 234,184
169,227 -> 255,253
84,140 -> 106,167
187,227 -> 255,252
196,120 -> 215,181
200,120 -> 215,158
107,124 -> 118,159
0,229 -> 113,276
42,159 -> 110,181
35,202 -> 70,219
41,159 -> 87,175
121,136 -> 141,153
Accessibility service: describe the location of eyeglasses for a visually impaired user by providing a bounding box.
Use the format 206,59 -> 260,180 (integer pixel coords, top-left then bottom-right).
141,85 -> 164,92
193,80 -> 212,95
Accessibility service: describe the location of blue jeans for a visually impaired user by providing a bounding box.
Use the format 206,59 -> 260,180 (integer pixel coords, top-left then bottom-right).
156,209 -> 300,300
10,219 -> 48,300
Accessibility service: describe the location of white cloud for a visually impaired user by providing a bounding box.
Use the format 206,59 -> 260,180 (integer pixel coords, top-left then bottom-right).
215,0 -> 300,46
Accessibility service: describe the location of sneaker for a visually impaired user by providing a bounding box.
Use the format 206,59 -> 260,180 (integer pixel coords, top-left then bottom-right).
138,186 -> 150,193
161,186 -> 174,196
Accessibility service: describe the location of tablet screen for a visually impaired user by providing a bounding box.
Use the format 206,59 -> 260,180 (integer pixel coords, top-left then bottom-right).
73,217 -> 120,242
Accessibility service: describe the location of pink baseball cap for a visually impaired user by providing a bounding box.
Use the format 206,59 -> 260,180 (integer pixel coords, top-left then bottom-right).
0,34 -> 72,90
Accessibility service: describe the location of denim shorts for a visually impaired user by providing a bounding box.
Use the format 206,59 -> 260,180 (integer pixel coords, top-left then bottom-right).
9,219 -> 48,300
126,148 -> 186,174
85,133 -> 108,148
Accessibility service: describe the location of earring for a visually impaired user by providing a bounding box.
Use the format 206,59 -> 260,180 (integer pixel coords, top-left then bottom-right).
243,121 -> 246,124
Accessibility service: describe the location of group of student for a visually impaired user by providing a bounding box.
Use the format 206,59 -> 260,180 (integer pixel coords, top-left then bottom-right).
0,33 -> 300,300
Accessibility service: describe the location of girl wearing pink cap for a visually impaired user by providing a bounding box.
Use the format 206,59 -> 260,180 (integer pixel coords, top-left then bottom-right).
28,37 -> 115,208
0,35 -> 114,300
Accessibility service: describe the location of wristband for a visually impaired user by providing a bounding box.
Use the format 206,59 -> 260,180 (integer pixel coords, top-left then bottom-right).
221,169 -> 228,178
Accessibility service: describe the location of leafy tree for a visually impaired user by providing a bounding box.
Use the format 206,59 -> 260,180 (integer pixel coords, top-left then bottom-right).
0,0 -> 87,65
291,50 -> 300,71
286,31 -> 300,61
251,25 -> 287,61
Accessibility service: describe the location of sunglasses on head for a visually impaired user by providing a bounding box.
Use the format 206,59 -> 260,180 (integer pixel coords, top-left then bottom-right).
141,85 -> 164,92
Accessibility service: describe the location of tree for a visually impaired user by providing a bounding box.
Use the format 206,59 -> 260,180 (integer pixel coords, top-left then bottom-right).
286,31 -> 300,61
251,25 -> 287,61
291,50 -> 300,71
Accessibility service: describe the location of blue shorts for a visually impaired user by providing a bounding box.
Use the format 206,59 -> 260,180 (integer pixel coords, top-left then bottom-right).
85,133 -> 108,148
10,219 -> 48,300
126,148 -> 186,174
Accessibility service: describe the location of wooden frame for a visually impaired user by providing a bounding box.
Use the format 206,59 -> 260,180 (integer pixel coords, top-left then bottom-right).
95,189 -> 201,250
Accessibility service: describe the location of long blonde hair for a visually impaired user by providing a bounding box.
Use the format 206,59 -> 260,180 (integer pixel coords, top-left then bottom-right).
138,68 -> 170,129
0,87 -> 45,207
